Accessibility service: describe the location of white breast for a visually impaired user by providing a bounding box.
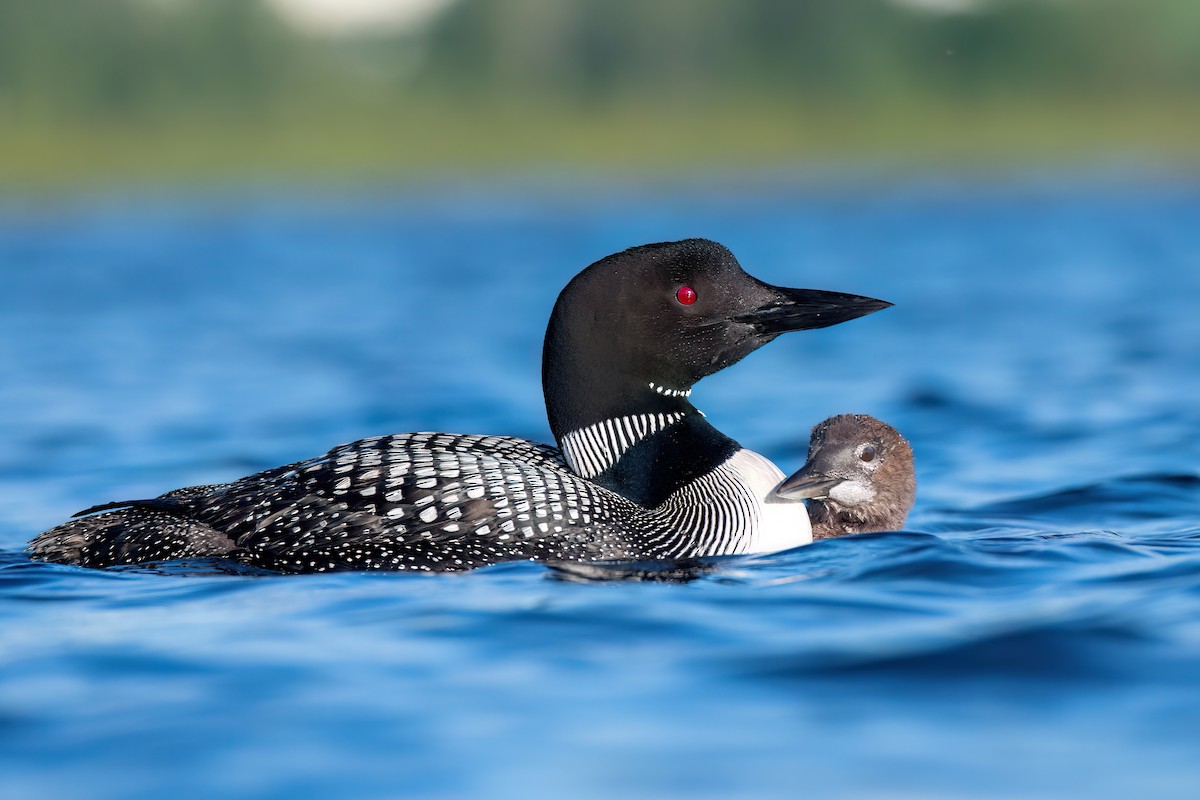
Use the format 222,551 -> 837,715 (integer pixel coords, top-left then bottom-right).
722,449 -> 813,554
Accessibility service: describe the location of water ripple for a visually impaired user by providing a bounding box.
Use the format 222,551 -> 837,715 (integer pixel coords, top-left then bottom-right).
3,181 -> 1200,799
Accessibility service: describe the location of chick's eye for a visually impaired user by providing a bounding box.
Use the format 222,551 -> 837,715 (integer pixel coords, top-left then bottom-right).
675,285 -> 697,305
860,444 -> 877,463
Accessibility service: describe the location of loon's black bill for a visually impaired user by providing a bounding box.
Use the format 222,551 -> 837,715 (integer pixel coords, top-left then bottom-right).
775,470 -> 841,500
735,288 -> 892,334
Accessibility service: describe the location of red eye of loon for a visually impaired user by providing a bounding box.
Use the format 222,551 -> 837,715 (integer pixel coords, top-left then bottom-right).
676,285 -> 697,305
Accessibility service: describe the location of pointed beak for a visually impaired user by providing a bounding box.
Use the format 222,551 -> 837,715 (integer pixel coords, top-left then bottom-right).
775,467 -> 842,500
733,287 -> 892,335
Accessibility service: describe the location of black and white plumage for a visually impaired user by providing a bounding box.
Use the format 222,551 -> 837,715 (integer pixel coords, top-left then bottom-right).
35,430 -> 795,572
775,414 -> 916,539
29,239 -> 890,572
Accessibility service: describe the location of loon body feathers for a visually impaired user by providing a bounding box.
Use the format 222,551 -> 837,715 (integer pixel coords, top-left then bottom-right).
29,239 -> 890,572
33,428 -> 802,572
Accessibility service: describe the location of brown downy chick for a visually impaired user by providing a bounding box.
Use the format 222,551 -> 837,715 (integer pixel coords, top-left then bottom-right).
775,414 -> 915,539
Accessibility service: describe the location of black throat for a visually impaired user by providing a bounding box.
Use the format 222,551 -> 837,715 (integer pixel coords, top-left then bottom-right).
592,411 -> 740,508
546,370 -> 741,508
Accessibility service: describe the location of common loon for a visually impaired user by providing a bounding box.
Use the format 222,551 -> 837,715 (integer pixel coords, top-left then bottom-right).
28,239 -> 890,573
775,414 -> 915,538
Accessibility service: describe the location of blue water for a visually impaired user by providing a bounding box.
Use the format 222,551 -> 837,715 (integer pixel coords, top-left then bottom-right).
2,175 -> 1199,799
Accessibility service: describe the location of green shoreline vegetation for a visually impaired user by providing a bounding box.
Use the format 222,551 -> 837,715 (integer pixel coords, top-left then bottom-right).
5,101 -> 1200,190
2,0 -> 1198,189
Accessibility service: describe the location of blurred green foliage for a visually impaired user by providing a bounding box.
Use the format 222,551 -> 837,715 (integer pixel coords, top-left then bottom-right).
1,0 -> 1198,186
422,0 -> 1200,104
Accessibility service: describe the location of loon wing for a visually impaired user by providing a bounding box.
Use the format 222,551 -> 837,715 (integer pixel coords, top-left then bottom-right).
194,432 -> 638,572
28,431 -> 773,573
30,432 -> 638,572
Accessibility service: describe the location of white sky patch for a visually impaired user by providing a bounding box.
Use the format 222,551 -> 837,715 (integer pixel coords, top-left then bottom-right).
265,0 -> 457,36
890,0 -> 991,13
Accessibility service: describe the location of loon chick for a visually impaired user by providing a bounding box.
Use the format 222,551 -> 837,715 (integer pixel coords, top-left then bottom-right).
29,239 -> 890,573
775,414 -> 915,539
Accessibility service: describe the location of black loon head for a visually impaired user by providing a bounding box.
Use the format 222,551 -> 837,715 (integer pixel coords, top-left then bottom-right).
542,239 -> 891,441
775,414 -> 916,538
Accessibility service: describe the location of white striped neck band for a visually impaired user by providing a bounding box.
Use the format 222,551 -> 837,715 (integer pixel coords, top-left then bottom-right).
560,411 -> 689,479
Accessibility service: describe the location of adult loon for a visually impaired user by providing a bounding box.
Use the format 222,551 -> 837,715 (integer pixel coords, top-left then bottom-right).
776,414 -> 916,538
28,239 -> 890,572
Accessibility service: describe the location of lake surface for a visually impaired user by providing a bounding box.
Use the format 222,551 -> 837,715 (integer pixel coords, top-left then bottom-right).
2,174 -> 1199,798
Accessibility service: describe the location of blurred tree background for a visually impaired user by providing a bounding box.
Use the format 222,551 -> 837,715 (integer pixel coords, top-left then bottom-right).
1,0 -> 1197,187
